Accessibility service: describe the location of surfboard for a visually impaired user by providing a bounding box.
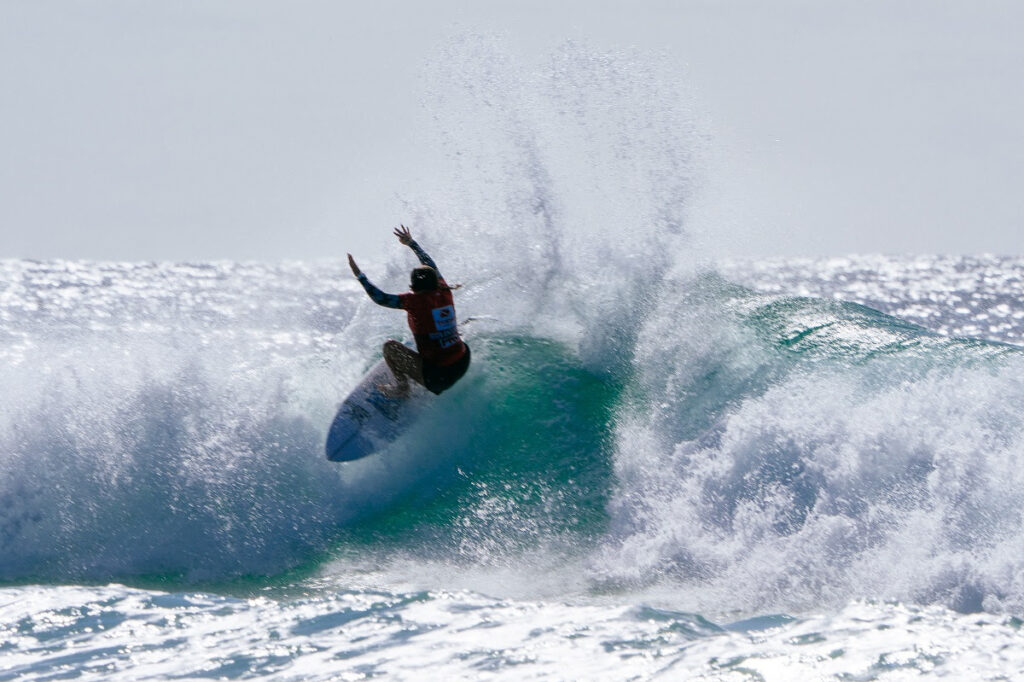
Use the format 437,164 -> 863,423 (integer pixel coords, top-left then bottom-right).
325,359 -> 431,462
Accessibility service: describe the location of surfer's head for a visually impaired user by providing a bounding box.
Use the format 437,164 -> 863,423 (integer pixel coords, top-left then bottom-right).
410,265 -> 439,292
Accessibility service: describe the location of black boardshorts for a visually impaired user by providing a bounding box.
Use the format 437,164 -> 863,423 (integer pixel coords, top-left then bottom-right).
422,343 -> 471,395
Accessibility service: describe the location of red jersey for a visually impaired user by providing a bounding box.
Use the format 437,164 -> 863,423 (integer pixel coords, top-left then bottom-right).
398,283 -> 466,366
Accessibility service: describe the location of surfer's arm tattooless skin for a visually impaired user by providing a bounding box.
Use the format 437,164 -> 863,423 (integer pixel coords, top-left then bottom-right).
356,274 -> 402,309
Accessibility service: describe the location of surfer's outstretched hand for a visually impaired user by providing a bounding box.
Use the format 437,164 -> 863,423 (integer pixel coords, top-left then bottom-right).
347,254 -> 361,277
394,224 -> 413,245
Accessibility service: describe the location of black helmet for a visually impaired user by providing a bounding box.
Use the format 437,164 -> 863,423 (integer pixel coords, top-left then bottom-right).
410,265 -> 439,292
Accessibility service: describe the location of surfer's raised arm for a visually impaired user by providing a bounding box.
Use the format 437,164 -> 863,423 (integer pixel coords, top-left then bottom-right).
394,224 -> 442,280
341,225 -> 469,400
348,253 -> 402,309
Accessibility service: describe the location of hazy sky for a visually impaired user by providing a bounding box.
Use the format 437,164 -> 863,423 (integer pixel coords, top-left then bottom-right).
2,1 -> 1021,261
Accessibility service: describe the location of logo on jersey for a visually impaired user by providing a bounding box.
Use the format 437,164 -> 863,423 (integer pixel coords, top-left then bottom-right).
430,305 -> 460,348
432,305 -> 456,331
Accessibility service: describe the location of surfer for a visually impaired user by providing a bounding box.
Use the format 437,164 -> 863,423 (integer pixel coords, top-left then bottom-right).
347,225 -> 471,397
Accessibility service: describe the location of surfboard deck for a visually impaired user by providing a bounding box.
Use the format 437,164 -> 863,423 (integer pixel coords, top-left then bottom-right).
325,359 -> 431,462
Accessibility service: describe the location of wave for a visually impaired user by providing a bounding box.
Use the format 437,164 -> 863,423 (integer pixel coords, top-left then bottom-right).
0,322 -> 619,583
600,273 -> 1024,615
2,259 -> 1024,621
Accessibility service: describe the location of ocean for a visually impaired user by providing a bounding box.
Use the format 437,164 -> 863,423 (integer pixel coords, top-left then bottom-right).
4,41 -> 1024,681
2,254 -> 1023,680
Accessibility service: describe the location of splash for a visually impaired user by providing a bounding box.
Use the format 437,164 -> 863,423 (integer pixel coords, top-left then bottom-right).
391,37 -> 707,373
599,273 -> 1024,615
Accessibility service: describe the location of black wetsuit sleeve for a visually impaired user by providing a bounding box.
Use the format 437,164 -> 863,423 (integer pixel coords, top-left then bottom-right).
357,274 -> 403,309
407,239 -> 442,280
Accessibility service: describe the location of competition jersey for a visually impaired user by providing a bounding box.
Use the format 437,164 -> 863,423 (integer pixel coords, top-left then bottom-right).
398,285 -> 465,365
356,239 -> 467,366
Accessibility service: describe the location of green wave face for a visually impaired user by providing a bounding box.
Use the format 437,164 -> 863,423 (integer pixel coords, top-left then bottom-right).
333,334 -> 623,563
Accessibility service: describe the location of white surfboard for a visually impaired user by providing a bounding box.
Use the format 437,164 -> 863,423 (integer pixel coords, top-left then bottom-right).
325,359 -> 431,462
